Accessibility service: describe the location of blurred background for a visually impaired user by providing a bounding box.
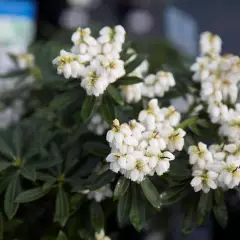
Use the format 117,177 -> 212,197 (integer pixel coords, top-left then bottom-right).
1,0 -> 240,239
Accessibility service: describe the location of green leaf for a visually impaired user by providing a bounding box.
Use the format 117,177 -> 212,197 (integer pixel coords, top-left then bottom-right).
117,189 -> 131,228
21,167 -> 36,181
107,85 -> 124,105
0,160 -> 11,173
90,170 -> 116,190
189,125 -> 202,136
81,95 -> 97,123
141,178 -> 161,209
4,174 -> 21,220
0,212 -> 4,240
213,202 -> 228,228
214,189 -> 224,205
100,96 -> 116,125
130,184 -> 145,231
114,177 -> 130,200
116,76 -> 143,85
54,187 -> 69,227
176,117 -> 197,129
125,54 -> 146,74
90,202 -> 104,232
15,187 -> 50,203
0,137 -> 15,160
83,142 -> 110,157
12,125 -> 23,158
197,192 -> 212,225
181,197 -> 197,235
56,231 -> 68,240
196,119 -> 210,128
49,91 -> 79,110
159,186 -> 189,206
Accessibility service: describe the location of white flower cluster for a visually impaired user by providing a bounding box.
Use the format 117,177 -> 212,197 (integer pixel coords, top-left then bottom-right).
191,32 -> 240,146
85,184 -> 113,202
121,60 -> 176,103
53,26 -> 126,96
106,99 -> 186,182
142,71 -> 176,98
88,114 -> 109,135
189,142 -> 240,193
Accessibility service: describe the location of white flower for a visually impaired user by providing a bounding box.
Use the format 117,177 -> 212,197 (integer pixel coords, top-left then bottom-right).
17,53 -> 35,69
121,83 -> 143,103
52,50 -> 85,79
147,149 -> 175,176
71,27 -> 98,55
88,114 -> 109,135
95,229 -> 111,240
93,55 -> 125,83
190,56 -> 211,82
200,31 -> 222,56
98,25 -> 125,57
81,65 -> 109,96
188,142 -> 213,169
87,184 -> 112,202
219,116 -> 240,142
207,103 -> 229,124
138,99 -> 164,130
218,158 -> 240,188
129,120 -> 145,140
162,106 -> 181,127
124,151 -> 151,182
142,71 -> 175,98
167,128 -> 186,152
140,131 -> 167,151
106,152 -> 135,173
106,119 -> 138,154
191,170 -> 218,193
209,144 -> 226,161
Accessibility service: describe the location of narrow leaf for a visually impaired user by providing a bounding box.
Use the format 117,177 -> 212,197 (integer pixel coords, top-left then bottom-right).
54,187 -> 69,227
0,137 -> 15,160
181,197 -> 197,235
197,192 -> 212,225
114,177 -> 130,200
116,76 -> 143,85
214,189 -> 224,205
90,170 -> 116,190
100,96 -> 116,125
0,160 -> 11,173
117,189 -> 131,227
83,142 -> 110,157
21,167 -> 36,181
90,202 -> 104,232
141,178 -> 161,209
81,95 -> 97,123
213,203 -> 228,228
4,174 -> 21,219
12,125 -> 23,158
159,186 -> 189,206
176,117 -> 197,129
107,85 -> 124,105
15,187 -> 50,203
130,184 -> 145,231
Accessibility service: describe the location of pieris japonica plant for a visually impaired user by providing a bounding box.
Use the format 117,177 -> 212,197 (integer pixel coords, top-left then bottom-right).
0,25 -> 238,239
